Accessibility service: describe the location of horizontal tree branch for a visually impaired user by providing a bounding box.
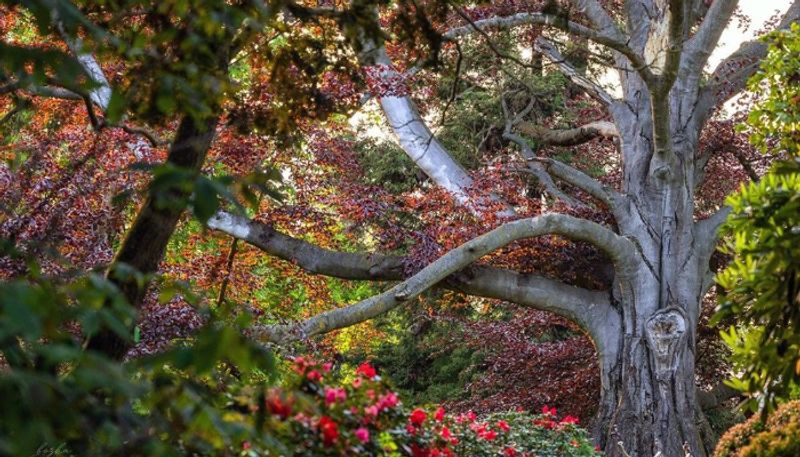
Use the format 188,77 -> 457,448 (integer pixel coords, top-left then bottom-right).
208,211 -> 627,344
515,120 -> 618,146
206,212 -> 406,281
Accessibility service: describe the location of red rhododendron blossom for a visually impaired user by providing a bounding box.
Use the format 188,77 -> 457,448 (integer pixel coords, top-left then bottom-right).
504,447 -> 517,457
542,405 -> 557,416
410,408 -> 427,426
440,426 -> 452,439
354,427 -> 369,443
318,416 -> 339,446
480,429 -> 498,441
265,393 -> 292,419
434,406 -> 445,422
497,420 -> 510,432
356,362 -> 377,379
533,418 -> 556,430
561,415 -> 579,425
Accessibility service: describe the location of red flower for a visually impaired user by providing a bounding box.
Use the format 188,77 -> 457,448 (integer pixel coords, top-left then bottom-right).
265,393 -> 292,419
356,362 -> 377,379
318,416 -> 339,446
504,447 -> 517,457
481,430 -> 498,441
410,408 -> 427,426
497,420 -> 510,432
561,415 -> 579,425
440,426 -> 452,439
307,370 -> 322,382
542,405 -> 557,416
434,406 -> 446,421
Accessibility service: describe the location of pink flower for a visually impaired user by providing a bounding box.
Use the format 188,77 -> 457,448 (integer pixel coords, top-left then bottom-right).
352,377 -> 363,388
324,387 -> 347,405
322,362 -> 333,372
434,406 -> 445,422
377,391 -> 399,410
409,408 -> 427,426
364,405 -> 379,417
354,427 -> 370,443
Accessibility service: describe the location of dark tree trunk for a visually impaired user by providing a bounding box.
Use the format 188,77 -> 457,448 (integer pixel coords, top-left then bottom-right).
86,115 -> 219,359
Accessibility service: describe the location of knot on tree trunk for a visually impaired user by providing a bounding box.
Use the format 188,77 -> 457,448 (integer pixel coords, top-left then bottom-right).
645,308 -> 687,381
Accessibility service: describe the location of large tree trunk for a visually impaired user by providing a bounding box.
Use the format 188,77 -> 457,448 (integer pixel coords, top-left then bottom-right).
594,275 -> 706,457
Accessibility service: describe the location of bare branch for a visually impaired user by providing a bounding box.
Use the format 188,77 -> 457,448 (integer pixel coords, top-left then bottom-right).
531,157 -> 621,209
445,11 -> 654,83
516,120 -> 618,146
534,37 -> 615,105
245,212 -> 631,343
501,96 -> 590,208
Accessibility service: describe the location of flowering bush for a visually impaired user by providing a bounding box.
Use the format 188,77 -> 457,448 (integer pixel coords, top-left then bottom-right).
263,359 -> 602,456
714,401 -> 800,457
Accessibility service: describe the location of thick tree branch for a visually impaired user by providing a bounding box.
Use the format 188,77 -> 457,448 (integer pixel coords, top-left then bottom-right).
206,212 -> 405,281
359,39 -> 514,216
516,120 -> 618,146
530,157 -> 621,209
682,0 -> 737,78
244,214 -> 624,343
504,131 -> 589,208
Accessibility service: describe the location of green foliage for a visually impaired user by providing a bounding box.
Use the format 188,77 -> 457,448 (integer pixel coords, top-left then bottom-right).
0,245 -> 277,456
371,313 -> 484,405
713,23 -> 800,411
355,138 -> 422,194
714,400 -> 800,457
